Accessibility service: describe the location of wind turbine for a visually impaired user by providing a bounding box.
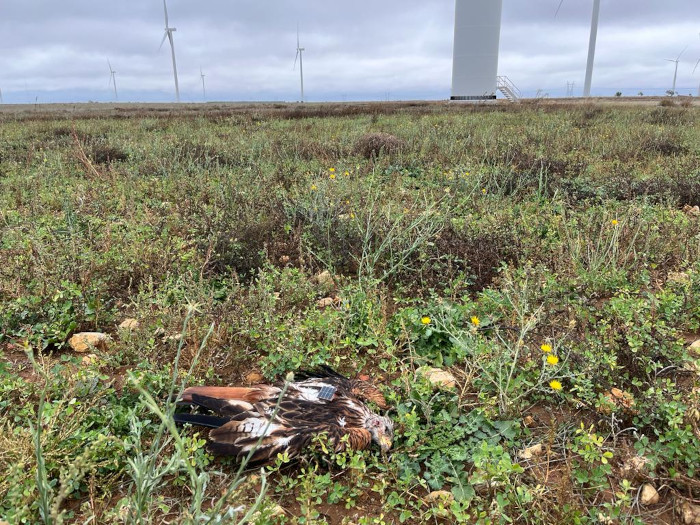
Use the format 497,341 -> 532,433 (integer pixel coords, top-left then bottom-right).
556,0 -> 601,97
693,33 -> 700,97
108,60 -> 118,100
0,87 -> 3,104
293,25 -> 305,103
160,0 -> 180,102
665,46 -> 687,96
200,67 -> 206,99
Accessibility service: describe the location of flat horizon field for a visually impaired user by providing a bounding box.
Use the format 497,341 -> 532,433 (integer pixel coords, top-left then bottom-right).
1,98 -> 699,524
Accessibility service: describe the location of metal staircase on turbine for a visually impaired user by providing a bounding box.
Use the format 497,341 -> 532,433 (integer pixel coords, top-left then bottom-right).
497,76 -> 521,102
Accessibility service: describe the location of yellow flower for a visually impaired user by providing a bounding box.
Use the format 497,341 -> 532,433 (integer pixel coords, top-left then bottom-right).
329,173 -> 336,180
482,188 -> 487,194
344,171 -> 350,176
549,380 -> 563,391
464,172 -> 470,177
421,316 -> 431,325
310,184 -> 317,191
540,344 -> 552,353
546,354 -> 559,366
470,316 -> 480,327
444,187 -> 451,194
349,212 -> 355,219
611,219 -> 619,226
329,167 -> 336,173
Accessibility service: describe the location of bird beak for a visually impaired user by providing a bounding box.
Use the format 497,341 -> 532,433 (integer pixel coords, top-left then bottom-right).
379,435 -> 392,452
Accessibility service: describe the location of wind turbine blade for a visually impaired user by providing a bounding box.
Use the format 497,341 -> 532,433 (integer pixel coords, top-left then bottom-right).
554,0 -> 564,18
293,50 -> 299,70
693,58 -> 700,75
676,45 -> 688,61
163,0 -> 169,27
159,31 -> 168,50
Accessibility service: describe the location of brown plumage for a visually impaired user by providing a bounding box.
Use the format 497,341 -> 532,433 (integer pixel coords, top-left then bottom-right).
174,367 -> 393,466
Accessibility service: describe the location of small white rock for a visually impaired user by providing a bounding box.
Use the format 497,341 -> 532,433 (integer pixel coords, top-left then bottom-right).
316,297 -> 336,308
668,272 -> 690,284
518,443 -> 545,460
81,353 -> 97,366
425,490 -> 454,504
314,270 -> 334,287
683,205 -> 700,217
119,318 -> 140,331
419,367 -> 457,390
619,455 -> 649,480
640,484 -> 660,506
680,501 -> 700,524
69,332 -> 109,353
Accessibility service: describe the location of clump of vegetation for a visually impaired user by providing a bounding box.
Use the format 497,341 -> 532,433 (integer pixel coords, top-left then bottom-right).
354,132 -> 405,158
1,101 -> 699,523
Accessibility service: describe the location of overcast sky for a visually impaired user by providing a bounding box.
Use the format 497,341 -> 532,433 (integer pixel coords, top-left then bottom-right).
1,0 -> 699,103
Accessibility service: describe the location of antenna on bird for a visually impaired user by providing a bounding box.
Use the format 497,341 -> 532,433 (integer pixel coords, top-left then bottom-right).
200,67 -> 206,100
108,60 -> 118,100
555,0 -> 601,97
160,0 -> 180,102
293,23 -> 305,103
665,45 -> 687,96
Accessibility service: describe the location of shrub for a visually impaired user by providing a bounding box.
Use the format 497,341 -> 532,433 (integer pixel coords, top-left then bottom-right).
353,132 -> 405,158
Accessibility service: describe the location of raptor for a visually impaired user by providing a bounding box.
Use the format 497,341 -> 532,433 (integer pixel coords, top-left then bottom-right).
174,367 -> 393,466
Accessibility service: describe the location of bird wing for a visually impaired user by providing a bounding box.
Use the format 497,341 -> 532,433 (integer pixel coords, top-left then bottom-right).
180,385 -> 280,404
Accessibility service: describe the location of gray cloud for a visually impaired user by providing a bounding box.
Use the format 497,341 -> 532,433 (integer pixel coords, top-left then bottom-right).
1,0 -> 698,102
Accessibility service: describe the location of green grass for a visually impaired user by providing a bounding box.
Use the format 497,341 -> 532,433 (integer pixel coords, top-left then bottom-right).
1,101 -> 699,524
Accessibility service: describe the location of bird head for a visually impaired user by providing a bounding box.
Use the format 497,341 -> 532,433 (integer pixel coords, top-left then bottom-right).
366,414 -> 394,453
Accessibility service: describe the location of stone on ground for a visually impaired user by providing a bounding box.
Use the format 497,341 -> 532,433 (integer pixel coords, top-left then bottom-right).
69,332 -> 109,353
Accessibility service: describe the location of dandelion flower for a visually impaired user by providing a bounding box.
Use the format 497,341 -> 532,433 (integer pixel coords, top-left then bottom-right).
611,219 -> 619,226
310,184 -> 317,191
421,316 -> 431,325
329,167 -> 336,173
344,171 -> 350,176
549,380 -> 563,391
482,188 -> 487,194
330,173 -> 336,180
546,354 -> 559,366
540,344 -> 552,353
349,212 -> 355,219
471,316 -> 480,327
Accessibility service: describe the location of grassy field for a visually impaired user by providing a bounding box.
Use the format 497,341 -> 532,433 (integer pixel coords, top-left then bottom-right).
1,99 -> 699,524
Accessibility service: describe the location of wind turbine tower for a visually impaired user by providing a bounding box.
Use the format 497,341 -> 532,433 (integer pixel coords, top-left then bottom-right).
556,0 -> 601,97
160,0 -> 180,102
451,0 -> 503,101
666,46 -> 686,95
693,33 -> 700,97
294,25 -> 305,103
583,0 -> 601,97
108,60 -> 118,100
200,67 -> 206,99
